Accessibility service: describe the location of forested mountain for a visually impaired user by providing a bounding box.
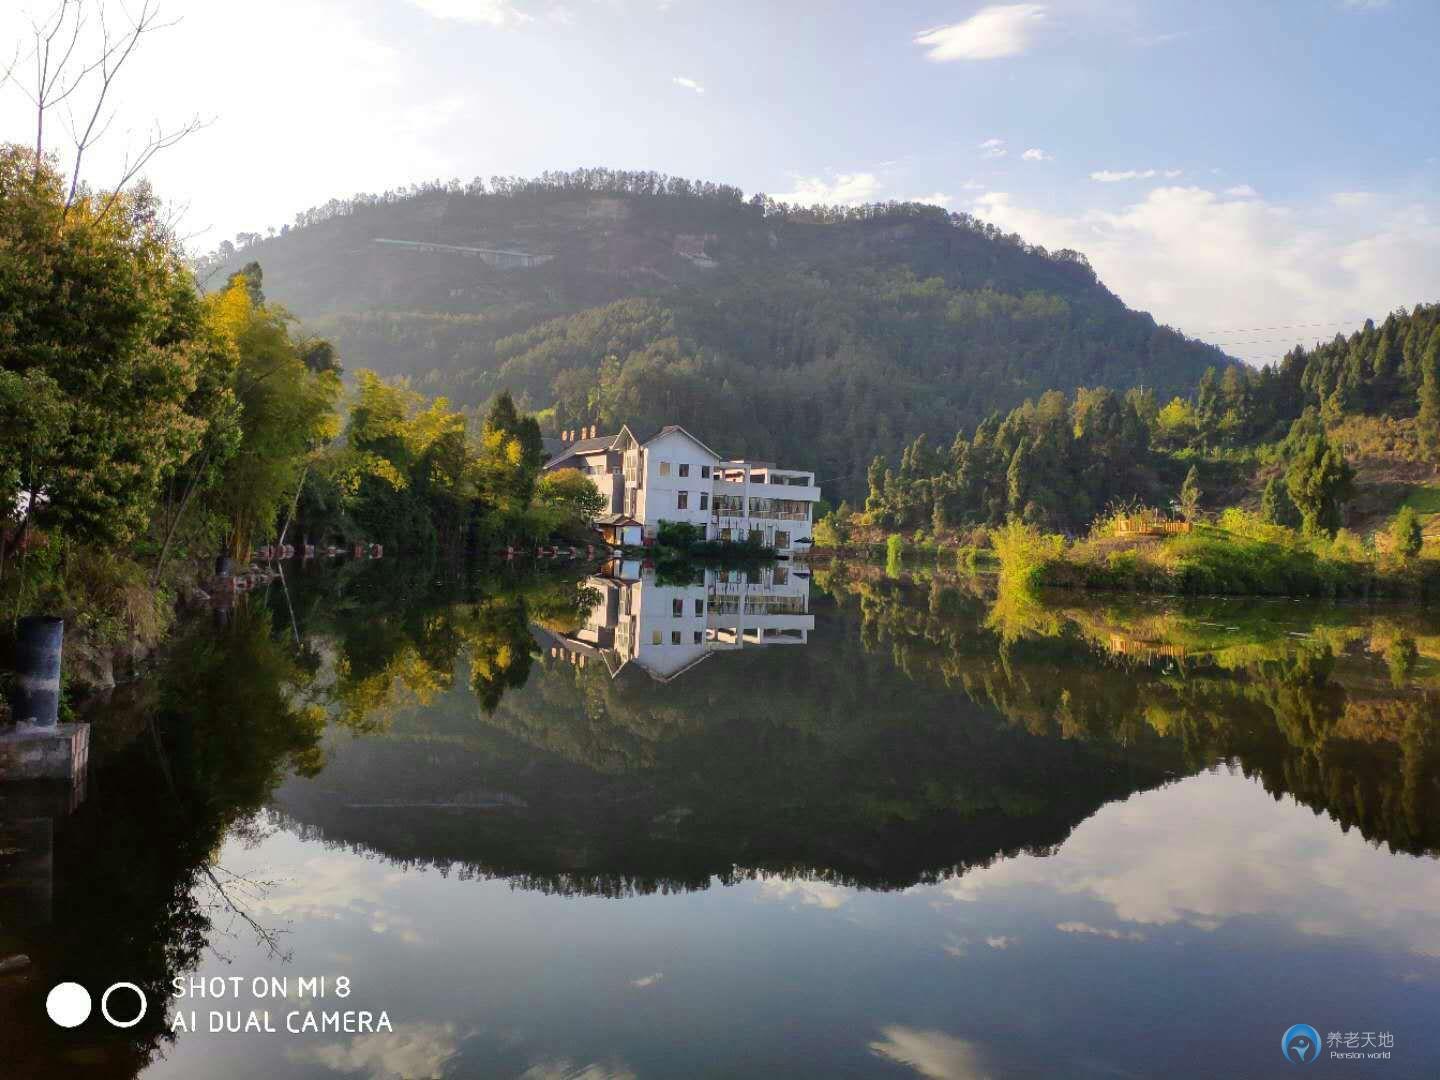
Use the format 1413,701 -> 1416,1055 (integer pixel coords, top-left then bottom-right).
862,304 -> 1440,535
201,169 -> 1230,499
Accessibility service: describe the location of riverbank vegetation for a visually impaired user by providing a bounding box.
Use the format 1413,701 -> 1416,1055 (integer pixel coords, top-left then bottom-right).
820,305 -> 1440,599
0,148 -> 597,696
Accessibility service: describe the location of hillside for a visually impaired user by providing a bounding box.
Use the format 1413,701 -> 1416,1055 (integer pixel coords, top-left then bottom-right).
202,169 -> 1231,499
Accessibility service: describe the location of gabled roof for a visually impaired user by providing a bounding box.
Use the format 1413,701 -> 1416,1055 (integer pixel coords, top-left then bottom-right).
544,431 -> 623,470
618,423 -> 721,460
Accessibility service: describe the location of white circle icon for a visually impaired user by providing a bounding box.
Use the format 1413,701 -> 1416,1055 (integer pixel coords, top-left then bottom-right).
100,982 -> 147,1029
46,982 -> 92,1028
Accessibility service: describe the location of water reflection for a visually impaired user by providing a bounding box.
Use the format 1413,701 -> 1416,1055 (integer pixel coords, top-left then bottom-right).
3,558 -> 1438,1077
537,560 -> 813,682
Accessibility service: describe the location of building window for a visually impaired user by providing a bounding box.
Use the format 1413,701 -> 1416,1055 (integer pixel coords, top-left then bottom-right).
699,492 -> 709,511
672,598 -> 683,617
678,463 -> 689,477
701,465 -> 711,479
651,630 -> 661,645
671,630 -> 682,645
677,491 -> 689,510
720,528 -> 732,541
750,529 -> 764,545
693,631 -> 703,644
659,461 -> 670,476
694,598 -> 704,615
775,531 -> 790,549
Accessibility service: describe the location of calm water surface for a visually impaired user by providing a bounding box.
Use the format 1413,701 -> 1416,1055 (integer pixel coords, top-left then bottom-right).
3,559 -> 1439,1078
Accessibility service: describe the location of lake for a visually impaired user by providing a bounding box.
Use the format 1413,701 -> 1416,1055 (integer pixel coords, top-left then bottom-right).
3,557 -> 1439,1078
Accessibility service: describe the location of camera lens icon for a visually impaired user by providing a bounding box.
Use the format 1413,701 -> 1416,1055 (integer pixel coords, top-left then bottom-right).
46,983 -> 91,1028
46,982 -> 148,1029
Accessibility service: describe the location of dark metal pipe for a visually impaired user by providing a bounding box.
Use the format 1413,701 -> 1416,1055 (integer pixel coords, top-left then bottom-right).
9,616 -> 63,728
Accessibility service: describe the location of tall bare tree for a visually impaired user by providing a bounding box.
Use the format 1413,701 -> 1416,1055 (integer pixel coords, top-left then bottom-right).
6,0 -> 205,216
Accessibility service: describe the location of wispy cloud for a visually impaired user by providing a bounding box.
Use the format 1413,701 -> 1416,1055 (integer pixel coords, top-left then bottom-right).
1090,168 -> 1183,182
288,1022 -> 464,1078
907,192 -> 954,207
869,1026 -> 992,1080
1020,148 -> 1051,162
914,4 -> 1047,61
1341,0 -> 1390,9
629,972 -> 664,989
771,172 -> 884,206
1057,921 -> 1146,942
405,0 -> 532,26
1332,191 -> 1375,207
978,138 -> 1007,160
1224,184 -> 1259,198
672,75 -> 705,95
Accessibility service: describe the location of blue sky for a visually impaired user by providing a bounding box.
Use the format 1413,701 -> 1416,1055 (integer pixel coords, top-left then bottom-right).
3,0 -> 1437,360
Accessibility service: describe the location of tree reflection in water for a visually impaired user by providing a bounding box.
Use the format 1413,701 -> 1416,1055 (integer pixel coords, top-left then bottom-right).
3,557 -> 1436,1077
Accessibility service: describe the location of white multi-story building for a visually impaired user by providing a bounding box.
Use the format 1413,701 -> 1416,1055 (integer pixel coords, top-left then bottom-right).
537,561 -> 814,683
544,423 -> 822,554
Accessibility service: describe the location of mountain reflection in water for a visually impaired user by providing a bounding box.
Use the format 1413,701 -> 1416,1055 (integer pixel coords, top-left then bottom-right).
3,557 -> 1438,1078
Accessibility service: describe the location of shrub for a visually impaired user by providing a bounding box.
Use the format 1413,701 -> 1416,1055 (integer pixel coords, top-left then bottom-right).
991,519 -> 1065,590
885,534 -> 904,576
1390,506 -> 1423,559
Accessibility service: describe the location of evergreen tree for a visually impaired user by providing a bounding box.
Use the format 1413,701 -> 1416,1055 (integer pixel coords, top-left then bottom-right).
1260,476 -> 1300,527
1390,506 -> 1423,559
1006,438 -> 1030,516
1285,435 -> 1354,536
1179,466 -> 1202,521
1418,329 -> 1440,460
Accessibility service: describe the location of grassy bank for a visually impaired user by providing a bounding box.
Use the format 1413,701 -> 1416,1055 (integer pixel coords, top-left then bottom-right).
1006,511 -> 1439,599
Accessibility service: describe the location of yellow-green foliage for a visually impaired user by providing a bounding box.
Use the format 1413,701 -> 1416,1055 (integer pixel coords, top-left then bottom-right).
885,534 -> 905,576
991,519 -> 1066,590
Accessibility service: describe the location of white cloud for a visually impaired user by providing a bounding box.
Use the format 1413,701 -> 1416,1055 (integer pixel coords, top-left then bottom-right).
1332,191 -> 1374,207
914,4 -> 1047,61
925,771 -> 1440,957
968,185 -> 1440,356
1342,0 -> 1390,9
869,1026 -> 992,1080
1020,148 -> 1051,162
757,874 -> 854,909
288,1022 -> 463,1079
1224,184 -> 1259,198
907,192 -> 955,207
672,75 -> 705,95
629,972 -> 664,988
1056,921 -> 1146,942
771,172 -> 884,207
1090,168 -> 1182,182
984,935 -> 1016,949
978,138 -> 1008,160
405,0 -> 532,26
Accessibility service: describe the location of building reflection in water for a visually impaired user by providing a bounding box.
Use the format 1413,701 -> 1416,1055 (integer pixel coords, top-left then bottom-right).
536,560 -> 814,682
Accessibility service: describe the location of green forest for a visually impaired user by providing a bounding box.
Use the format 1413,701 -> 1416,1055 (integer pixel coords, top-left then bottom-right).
204,168 -> 1231,501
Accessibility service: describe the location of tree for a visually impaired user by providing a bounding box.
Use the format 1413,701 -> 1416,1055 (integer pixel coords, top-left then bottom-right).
1390,506 -> 1423,559
0,147 -> 225,545
1284,435 -> 1354,536
206,275 -> 342,557
1178,466 -> 1202,521
535,469 -> 607,531
1419,329 -> 1440,462
1260,476 -> 1300,528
